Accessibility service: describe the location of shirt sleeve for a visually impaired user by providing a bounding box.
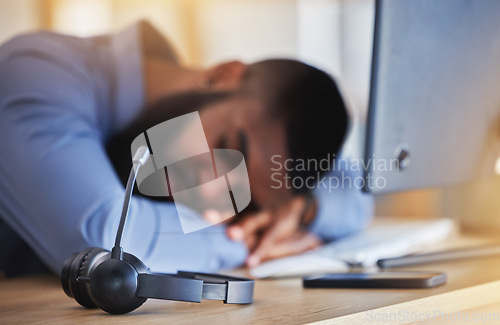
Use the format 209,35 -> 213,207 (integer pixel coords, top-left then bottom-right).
308,158 -> 374,242
0,35 -> 246,274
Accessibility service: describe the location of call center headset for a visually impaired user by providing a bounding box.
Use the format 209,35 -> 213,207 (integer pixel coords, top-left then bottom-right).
61,146 -> 254,314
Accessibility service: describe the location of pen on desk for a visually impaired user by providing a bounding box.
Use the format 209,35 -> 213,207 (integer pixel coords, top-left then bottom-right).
377,245 -> 500,268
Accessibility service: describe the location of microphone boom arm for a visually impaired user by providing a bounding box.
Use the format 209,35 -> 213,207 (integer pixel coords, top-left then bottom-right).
112,146 -> 150,260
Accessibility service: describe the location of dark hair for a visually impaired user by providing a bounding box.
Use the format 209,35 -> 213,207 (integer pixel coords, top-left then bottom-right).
244,59 -> 349,194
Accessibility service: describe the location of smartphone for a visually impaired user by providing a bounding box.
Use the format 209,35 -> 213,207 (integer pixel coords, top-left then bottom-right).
303,271 -> 446,289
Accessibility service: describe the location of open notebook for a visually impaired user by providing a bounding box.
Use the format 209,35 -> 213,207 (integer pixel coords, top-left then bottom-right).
250,218 -> 455,278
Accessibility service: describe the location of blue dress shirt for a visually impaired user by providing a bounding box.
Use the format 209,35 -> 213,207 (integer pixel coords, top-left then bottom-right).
0,21 -> 372,275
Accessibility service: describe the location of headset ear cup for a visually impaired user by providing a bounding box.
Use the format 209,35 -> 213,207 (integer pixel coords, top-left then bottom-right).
89,253 -> 148,314
61,252 -> 78,298
61,247 -> 108,308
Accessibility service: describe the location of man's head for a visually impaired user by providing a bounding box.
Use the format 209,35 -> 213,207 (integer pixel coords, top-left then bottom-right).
107,59 -> 348,210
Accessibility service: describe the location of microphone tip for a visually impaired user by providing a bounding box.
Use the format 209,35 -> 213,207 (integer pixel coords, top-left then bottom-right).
133,145 -> 150,166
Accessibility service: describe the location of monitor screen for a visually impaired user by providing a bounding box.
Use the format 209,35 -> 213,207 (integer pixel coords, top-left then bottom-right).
364,0 -> 500,194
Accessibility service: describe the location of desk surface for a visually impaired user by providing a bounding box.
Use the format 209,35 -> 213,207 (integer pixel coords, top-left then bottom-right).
2,235 -> 500,324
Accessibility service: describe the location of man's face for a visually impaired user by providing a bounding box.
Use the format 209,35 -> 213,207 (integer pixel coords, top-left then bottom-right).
199,96 -> 292,211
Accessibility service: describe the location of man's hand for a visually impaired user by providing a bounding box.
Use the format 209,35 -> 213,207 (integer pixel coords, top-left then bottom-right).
226,195 -> 322,267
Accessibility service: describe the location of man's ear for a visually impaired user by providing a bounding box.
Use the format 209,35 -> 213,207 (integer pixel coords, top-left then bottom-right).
202,61 -> 247,90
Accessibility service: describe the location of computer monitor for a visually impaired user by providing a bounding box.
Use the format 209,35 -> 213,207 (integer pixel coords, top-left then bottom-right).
363,0 -> 500,194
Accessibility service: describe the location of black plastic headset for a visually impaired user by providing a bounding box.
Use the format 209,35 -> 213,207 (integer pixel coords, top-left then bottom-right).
61,146 -> 254,314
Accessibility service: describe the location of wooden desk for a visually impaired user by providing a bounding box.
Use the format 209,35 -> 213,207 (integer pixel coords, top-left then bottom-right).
1,238 -> 500,324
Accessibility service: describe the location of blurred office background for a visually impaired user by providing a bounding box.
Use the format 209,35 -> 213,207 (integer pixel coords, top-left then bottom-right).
0,0 -> 452,222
